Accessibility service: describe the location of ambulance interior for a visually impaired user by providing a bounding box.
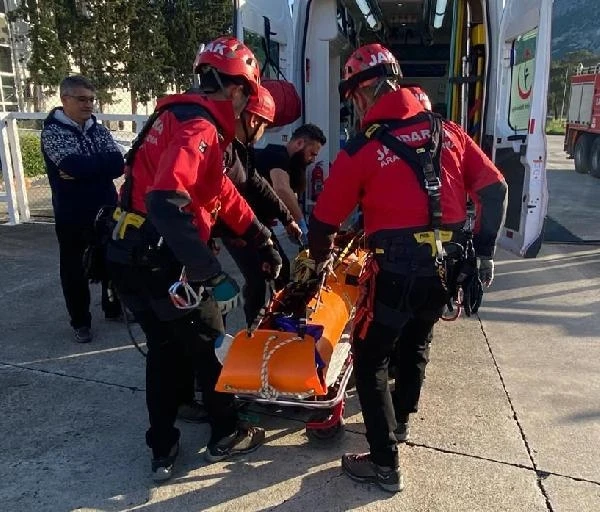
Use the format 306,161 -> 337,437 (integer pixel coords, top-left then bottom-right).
294,0 -> 550,257
333,0 -> 489,148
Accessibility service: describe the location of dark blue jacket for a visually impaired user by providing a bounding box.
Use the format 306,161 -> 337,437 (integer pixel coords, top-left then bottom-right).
41,108 -> 124,225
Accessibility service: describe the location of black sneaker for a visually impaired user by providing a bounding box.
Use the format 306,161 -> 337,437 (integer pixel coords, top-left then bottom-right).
74,326 -> 92,344
394,421 -> 410,443
205,425 -> 265,463
177,400 -> 209,423
151,441 -> 179,483
341,453 -> 404,493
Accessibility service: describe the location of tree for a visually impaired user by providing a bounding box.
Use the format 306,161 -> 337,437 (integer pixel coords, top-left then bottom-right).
12,0 -> 136,111
162,0 -> 233,91
127,0 -> 173,113
58,0 -> 135,110
10,0 -> 235,111
8,0 -> 71,109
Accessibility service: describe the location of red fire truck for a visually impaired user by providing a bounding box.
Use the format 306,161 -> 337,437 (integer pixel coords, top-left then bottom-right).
564,63 -> 600,177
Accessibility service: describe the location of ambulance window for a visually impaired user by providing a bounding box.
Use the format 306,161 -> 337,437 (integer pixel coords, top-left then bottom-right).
243,29 -> 280,79
508,29 -> 537,131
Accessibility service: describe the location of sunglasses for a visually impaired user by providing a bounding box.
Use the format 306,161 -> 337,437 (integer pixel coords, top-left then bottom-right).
64,95 -> 96,104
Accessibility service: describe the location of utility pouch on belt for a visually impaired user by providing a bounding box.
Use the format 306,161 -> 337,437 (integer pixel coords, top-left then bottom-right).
111,206 -> 145,241
105,207 -> 164,267
443,234 -> 482,317
83,205 -> 116,283
369,230 -> 450,274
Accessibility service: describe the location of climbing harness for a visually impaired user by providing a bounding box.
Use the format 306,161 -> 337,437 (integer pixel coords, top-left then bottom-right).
360,112 -> 481,322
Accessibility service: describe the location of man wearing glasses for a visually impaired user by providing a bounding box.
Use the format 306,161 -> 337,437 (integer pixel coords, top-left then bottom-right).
41,75 -> 125,343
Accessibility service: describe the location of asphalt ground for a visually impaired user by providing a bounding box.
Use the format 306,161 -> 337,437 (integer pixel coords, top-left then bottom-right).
0,135 -> 598,511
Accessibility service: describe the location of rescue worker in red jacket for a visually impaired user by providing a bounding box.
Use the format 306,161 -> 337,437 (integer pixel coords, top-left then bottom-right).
405,84 -> 433,111
106,36 -> 281,482
308,44 -> 507,492
216,85 -> 302,326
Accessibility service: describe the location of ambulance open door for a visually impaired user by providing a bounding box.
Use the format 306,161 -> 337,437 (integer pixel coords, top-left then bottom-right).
233,0 -> 295,146
488,0 -> 553,257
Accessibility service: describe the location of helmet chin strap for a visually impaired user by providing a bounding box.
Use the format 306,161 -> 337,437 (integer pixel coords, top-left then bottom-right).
211,67 -> 226,93
210,67 -> 249,118
240,111 -> 259,146
374,78 -> 399,98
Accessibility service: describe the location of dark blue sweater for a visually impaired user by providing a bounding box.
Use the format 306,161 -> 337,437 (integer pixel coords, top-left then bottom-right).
41,108 -> 124,225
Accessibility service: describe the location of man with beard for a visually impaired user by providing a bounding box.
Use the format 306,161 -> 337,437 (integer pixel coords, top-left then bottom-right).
255,123 -> 326,287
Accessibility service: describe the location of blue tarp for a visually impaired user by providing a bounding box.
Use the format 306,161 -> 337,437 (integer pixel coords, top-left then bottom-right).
273,316 -> 326,369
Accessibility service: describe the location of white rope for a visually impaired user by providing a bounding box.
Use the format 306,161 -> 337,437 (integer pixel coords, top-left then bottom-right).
222,334 -> 307,399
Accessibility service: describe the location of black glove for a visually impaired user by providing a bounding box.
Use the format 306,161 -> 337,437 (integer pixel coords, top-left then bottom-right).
258,243 -> 282,280
242,218 -> 272,248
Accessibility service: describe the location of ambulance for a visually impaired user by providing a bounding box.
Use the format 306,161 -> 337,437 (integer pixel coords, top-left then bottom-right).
233,0 -> 553,258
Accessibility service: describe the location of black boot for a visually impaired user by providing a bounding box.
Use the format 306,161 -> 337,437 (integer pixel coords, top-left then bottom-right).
341,453 -> 404,493
394,413 -> 410,442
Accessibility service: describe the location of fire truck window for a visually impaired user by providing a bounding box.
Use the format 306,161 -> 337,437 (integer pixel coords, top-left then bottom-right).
508,29 -> 537,131
243,29 -> 280,79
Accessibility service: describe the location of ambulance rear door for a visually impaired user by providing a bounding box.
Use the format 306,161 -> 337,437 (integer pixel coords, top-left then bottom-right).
488,0 -> 552,257
234,0 -> 296,147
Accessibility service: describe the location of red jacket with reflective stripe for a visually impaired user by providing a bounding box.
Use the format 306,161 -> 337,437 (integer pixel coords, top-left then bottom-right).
126,93 -> 254,241
312,89 -> 504,237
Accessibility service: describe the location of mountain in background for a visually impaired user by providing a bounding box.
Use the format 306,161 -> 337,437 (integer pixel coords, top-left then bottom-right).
552,0 -> 600,58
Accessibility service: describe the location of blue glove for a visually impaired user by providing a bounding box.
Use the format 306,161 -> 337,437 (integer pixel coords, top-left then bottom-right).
298,218 -> 309,237
203,272 -> 241,314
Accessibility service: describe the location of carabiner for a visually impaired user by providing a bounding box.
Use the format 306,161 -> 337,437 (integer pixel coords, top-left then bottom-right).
441,287 -> 464,322
168,267 -> 204,310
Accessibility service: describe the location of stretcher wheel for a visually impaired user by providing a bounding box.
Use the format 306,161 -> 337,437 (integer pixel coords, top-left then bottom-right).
306,410 -> 345,441
306,419 -> 344,441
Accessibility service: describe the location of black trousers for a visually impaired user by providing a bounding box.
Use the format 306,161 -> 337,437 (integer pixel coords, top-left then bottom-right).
108,258 -> 238,459
55,223 -> 120,329
222,238 -> 269,326
271,232 -> 291,291
352,269 -> 447,467
222,233 -> 290,326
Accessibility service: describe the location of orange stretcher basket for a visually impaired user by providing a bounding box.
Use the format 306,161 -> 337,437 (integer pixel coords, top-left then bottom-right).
216,242 -> 367,398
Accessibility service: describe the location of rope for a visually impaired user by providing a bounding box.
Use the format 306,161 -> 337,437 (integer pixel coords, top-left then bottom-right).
259,334 -> 303,399
117,291 -> 147,358
222,334 -> 307,399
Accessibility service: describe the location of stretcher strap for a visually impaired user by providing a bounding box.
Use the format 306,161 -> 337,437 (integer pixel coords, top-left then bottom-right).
353,256 -> 379,340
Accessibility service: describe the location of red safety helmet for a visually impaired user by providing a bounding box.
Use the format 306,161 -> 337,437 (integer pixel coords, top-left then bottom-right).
405,85 -> 432,111
194,36 -> 261,94
339,43 -> 402,100
245,84 -> 276,124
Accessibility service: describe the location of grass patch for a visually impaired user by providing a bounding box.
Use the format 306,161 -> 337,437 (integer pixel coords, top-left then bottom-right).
546,119 -> 566,135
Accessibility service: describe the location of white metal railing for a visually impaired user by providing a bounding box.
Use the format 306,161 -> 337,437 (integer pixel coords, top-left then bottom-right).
0,112 -> 148,225
576,63 -> 600,76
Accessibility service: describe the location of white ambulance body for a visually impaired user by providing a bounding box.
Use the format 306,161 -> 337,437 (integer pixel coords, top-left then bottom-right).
233,0 -> 553,258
